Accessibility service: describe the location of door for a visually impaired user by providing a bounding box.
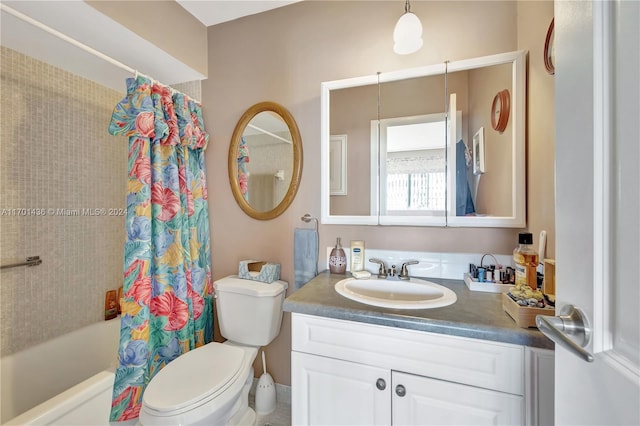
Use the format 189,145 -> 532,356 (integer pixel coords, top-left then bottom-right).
552,1 -> 640,424
391,371 -> 523,425
291,352 -> 391,425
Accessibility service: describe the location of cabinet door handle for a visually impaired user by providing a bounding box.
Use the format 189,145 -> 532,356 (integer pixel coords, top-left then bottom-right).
395,384 -> 406,397
376,378 -> 386,390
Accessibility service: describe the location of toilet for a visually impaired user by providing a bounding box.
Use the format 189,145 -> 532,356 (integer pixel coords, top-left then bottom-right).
139,275 -> 288,426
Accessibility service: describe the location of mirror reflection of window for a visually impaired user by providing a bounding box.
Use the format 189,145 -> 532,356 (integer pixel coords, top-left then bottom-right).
376,112 -> 461,216
385,118 -> 446,213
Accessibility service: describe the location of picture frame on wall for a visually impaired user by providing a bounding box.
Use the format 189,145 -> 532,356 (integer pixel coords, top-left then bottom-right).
330,134 -> 347,195
473,127 -> 485,175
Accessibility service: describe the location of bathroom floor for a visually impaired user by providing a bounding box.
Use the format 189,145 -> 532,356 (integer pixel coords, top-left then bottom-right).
249,383 -> 291,426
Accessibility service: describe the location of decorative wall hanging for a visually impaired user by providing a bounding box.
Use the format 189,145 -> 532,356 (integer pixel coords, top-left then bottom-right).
544,18 -> 555,75
491,89 -> 510,133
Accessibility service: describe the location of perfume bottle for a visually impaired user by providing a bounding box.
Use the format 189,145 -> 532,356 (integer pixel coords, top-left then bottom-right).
329,237 -> 347,274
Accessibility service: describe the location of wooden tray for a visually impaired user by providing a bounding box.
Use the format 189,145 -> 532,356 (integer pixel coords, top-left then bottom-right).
502,292 -> 555,328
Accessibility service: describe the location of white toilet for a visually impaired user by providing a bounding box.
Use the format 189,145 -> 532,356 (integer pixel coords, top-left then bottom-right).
139,275 -> 288,426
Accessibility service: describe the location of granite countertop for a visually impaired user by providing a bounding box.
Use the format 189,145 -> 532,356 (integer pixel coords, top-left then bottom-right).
284,271 -> 554,350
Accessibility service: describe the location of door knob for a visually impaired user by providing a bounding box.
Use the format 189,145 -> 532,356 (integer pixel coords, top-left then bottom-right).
376,378 -> 386,390
536,304 -> 594,362
395,384 -> 406,397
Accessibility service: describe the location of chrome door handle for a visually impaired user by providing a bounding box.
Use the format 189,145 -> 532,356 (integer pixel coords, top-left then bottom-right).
536,304 -> 594,362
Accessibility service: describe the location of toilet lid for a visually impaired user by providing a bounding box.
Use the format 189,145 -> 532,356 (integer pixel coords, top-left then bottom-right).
143,342 -> 245,413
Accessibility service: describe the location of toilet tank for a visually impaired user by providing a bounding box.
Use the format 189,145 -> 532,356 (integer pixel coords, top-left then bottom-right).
214,276 -> 288,346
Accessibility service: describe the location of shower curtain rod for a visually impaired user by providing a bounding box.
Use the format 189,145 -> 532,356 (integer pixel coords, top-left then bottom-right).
1,3 -> 201,104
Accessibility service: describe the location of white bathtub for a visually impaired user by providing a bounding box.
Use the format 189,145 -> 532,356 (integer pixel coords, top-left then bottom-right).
1,319 -> 121,425
4,370 -> 116,426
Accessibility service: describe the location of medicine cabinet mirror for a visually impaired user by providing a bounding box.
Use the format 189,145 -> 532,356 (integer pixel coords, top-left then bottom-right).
320,50 -> 526,227
229,101 -> 303,220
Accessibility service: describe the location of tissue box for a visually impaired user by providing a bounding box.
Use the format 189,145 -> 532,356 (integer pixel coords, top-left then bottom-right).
238,260 -> 281,283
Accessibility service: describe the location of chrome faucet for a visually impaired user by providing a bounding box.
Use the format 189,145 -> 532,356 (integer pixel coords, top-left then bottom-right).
399,260 -> 419,280
369,258 -> 388,279
369,259 -> 419,280
389,265 -> 397,277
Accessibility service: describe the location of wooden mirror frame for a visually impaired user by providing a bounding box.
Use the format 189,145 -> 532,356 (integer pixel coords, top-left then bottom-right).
228,101 -> 303,220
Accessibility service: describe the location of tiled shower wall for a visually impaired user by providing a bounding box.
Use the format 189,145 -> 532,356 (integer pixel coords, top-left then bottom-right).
0,47 -> 202,357
0,46 -> 127,356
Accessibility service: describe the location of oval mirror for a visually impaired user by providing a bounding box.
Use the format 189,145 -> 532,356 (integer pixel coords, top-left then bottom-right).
228,101 -> 303,220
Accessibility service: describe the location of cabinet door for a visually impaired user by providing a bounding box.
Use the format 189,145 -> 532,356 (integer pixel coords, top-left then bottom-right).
292,352 -> 391,425
525,347 -> 554,426
392,371 -> 523,426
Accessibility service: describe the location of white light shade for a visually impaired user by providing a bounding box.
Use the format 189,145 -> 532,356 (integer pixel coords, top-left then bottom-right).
393,12 -> 423,55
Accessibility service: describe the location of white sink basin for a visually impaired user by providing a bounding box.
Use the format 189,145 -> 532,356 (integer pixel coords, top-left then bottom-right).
334,277 -> 457,309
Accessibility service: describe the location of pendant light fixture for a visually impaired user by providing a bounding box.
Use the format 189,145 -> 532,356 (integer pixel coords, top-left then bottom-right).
393,0 -> 423,55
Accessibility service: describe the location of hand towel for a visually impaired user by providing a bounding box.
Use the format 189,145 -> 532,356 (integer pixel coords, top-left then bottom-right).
294,228 -> 318,289
456,140 -> 476,216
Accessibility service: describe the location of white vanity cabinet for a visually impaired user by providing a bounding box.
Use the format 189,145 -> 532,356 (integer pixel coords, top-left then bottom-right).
292,352 -> 391,425
391,371 -> 523,425
291,313 -> 554,426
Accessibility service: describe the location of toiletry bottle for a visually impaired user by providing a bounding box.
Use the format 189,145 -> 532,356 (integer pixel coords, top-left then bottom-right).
105,290 -> 118,320
350,240 -> 365,272
329,237 -> 347,274
117,286 -> 123,315
477,267 -> 486,282
513,232 -> 539,290
494,265 -> 503,283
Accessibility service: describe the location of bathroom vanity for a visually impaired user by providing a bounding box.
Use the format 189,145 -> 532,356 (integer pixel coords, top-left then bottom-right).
284,272 -> 554,425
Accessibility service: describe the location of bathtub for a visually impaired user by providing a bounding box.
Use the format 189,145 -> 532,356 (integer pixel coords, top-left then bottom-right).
1,318 -> 120,425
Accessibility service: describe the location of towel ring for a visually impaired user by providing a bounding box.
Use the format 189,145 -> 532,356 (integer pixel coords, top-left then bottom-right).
301,214 -> 318,231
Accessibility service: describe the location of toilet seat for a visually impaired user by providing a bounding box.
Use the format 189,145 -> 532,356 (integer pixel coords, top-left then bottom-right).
142,342 -> 247,417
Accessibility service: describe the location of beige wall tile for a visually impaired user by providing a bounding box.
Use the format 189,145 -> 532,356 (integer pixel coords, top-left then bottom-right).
0,46 -> 127,356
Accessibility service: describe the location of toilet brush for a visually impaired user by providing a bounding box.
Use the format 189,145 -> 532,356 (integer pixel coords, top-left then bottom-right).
255,350 -> 276,415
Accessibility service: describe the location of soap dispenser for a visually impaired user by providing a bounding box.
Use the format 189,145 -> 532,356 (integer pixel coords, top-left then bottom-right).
329,237 -> 347,274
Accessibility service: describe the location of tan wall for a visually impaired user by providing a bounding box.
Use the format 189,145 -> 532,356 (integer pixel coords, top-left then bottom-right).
468,63 -> 514,216
329,83 -> 378,215
518,1 -> 556,261
87,0 -> 208,77
203,1 -> 555,386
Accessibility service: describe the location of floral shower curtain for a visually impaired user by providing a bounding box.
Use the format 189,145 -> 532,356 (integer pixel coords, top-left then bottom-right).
237,136 -> 250,201
107,76 -> 213,422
